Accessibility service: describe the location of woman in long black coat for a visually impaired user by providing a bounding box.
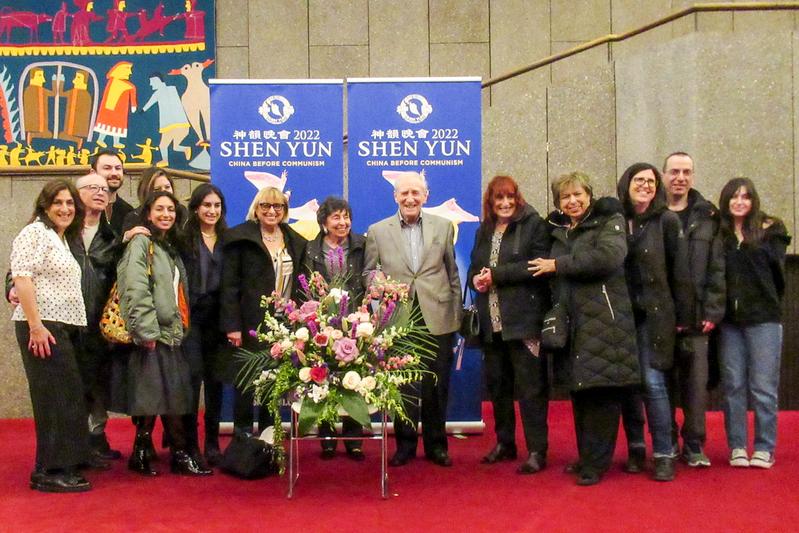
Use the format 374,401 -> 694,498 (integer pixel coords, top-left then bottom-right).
220,186 -> 307,436
616,162 -> 692,482
530,172 -> 639,486
468,175 -> 551,474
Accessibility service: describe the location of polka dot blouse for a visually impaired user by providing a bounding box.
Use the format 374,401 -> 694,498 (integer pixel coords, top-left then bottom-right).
10,220 -> 87,326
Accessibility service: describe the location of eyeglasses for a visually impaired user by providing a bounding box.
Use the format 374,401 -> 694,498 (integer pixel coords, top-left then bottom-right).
632,176 -> 657,188
258,202 -> 285,212
79,184 -> 110,194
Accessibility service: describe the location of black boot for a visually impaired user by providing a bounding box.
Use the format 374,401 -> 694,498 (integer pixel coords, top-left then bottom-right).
171,450 -> 213,476
128,417 -> 158,476
624,446 -> 646,474
89,432 -> 122,460
132,416 -> 159,462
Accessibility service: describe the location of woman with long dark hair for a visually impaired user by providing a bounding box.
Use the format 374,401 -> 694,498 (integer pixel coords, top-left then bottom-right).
117,191 -> 211,476
718,178 -> 790,469
181,183 -> 228,465
616,162 -> 692,481
11,179 -> 92,492
468,175 -> 551,474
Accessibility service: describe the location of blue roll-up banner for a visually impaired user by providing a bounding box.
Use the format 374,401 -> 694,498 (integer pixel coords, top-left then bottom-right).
209,79 -> 345,426
347,77 -> 484,432
208,79 -> 344,231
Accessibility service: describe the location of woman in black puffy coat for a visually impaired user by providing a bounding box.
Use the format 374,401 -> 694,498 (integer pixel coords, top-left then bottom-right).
529,172 -> 639,486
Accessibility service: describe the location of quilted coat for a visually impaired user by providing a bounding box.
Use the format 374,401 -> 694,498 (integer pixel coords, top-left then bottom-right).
548,197 -> 640,391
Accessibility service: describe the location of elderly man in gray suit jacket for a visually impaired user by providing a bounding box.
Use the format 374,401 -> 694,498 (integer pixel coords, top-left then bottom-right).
364,171 -> 462,467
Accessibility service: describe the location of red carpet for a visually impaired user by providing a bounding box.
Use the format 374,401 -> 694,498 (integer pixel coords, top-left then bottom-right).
1,401 -> 797,532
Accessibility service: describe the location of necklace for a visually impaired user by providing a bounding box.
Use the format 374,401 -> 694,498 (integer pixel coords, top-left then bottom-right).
201,231 -> 216,238
261,231 -> 280,243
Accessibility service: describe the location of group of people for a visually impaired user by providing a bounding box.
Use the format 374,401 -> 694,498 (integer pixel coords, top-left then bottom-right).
473,152 -> 789,486
8,149 -> 789,493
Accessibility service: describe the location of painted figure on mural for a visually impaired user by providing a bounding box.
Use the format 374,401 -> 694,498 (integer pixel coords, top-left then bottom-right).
71,0 -> 103,47
131,138 -> 157,165
94,61 -> 137,149
23,68 -> 55,145
0,8 -> 53,44
168,59 -> 213,147
52,3 -> 71,44
177,0 -> 205,41
56,69 -> 93,150
127,4 -> 176,43
141,73 -> 191,167
105,0 -> 132,43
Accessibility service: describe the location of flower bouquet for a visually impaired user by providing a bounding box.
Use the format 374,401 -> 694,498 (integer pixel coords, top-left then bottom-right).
236,269 -> 437,472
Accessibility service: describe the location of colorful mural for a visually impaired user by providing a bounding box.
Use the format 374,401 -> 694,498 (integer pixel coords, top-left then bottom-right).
0,0 -> 215,170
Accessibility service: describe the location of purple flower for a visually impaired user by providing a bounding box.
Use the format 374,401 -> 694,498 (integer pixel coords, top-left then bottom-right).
339,292 -> 349,318
298,274 -> 310,294
333,338 -> 359,363
248,329 -> 258,338
380,300 -> 396,328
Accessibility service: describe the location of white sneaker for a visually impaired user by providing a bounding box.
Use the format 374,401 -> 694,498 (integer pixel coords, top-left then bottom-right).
729,448 -> 749,467
749,451 -> 775,469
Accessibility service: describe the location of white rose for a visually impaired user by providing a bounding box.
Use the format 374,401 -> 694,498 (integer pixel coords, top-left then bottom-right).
330,329 -> 344,340
357,311 -> 371,323
360,375 -> 377,391
295,327 -> 310,342
328,288 -> 343,303
298,367 -> 312,382
347,313 -> 359,324
355,322 -> 374,338
280,339 -> 293,351
341,371 -> 361,390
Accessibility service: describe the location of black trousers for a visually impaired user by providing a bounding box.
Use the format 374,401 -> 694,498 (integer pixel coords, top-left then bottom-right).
182,313 -> 224,448
319,418 -> 364,451
483,333 -> 549,455
669,334 -> 710,449
571,386 -> 633,475
16,321 -> 90,472
620,387 -> 646,450
394,332 -> 454,456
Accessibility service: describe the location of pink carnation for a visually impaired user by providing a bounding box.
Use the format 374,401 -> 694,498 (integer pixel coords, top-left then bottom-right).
313,332 -> 329,347
270,343 -> 283,358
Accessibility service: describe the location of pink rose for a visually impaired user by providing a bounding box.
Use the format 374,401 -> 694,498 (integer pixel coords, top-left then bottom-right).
334,338 -> 359,363
270,343 -> 283,358
299,301 -> 320,320
309,366 -> 328,384
287,310 -> 301,322
294,340 -> 306,351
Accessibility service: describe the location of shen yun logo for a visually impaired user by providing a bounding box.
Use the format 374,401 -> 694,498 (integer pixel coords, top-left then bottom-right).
259,95 -> 295,124
396,94 -> 432,124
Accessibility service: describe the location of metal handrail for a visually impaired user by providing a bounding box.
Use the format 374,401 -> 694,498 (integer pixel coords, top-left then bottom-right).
482,1 -> 799,88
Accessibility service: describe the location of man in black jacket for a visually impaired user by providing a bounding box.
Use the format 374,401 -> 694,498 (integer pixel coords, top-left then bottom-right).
663,152 -> 726,467
91,149 -> 133,235
72,173 -> 124,461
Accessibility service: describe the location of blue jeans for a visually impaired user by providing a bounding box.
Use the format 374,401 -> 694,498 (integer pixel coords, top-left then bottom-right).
637,323 -> 674,457
719,322 -> 782,453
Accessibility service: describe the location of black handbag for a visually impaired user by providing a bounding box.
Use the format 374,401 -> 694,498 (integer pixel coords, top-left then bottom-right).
459,284 -> 481,347
219,433 -> 278,479
541,303 -> 569,350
